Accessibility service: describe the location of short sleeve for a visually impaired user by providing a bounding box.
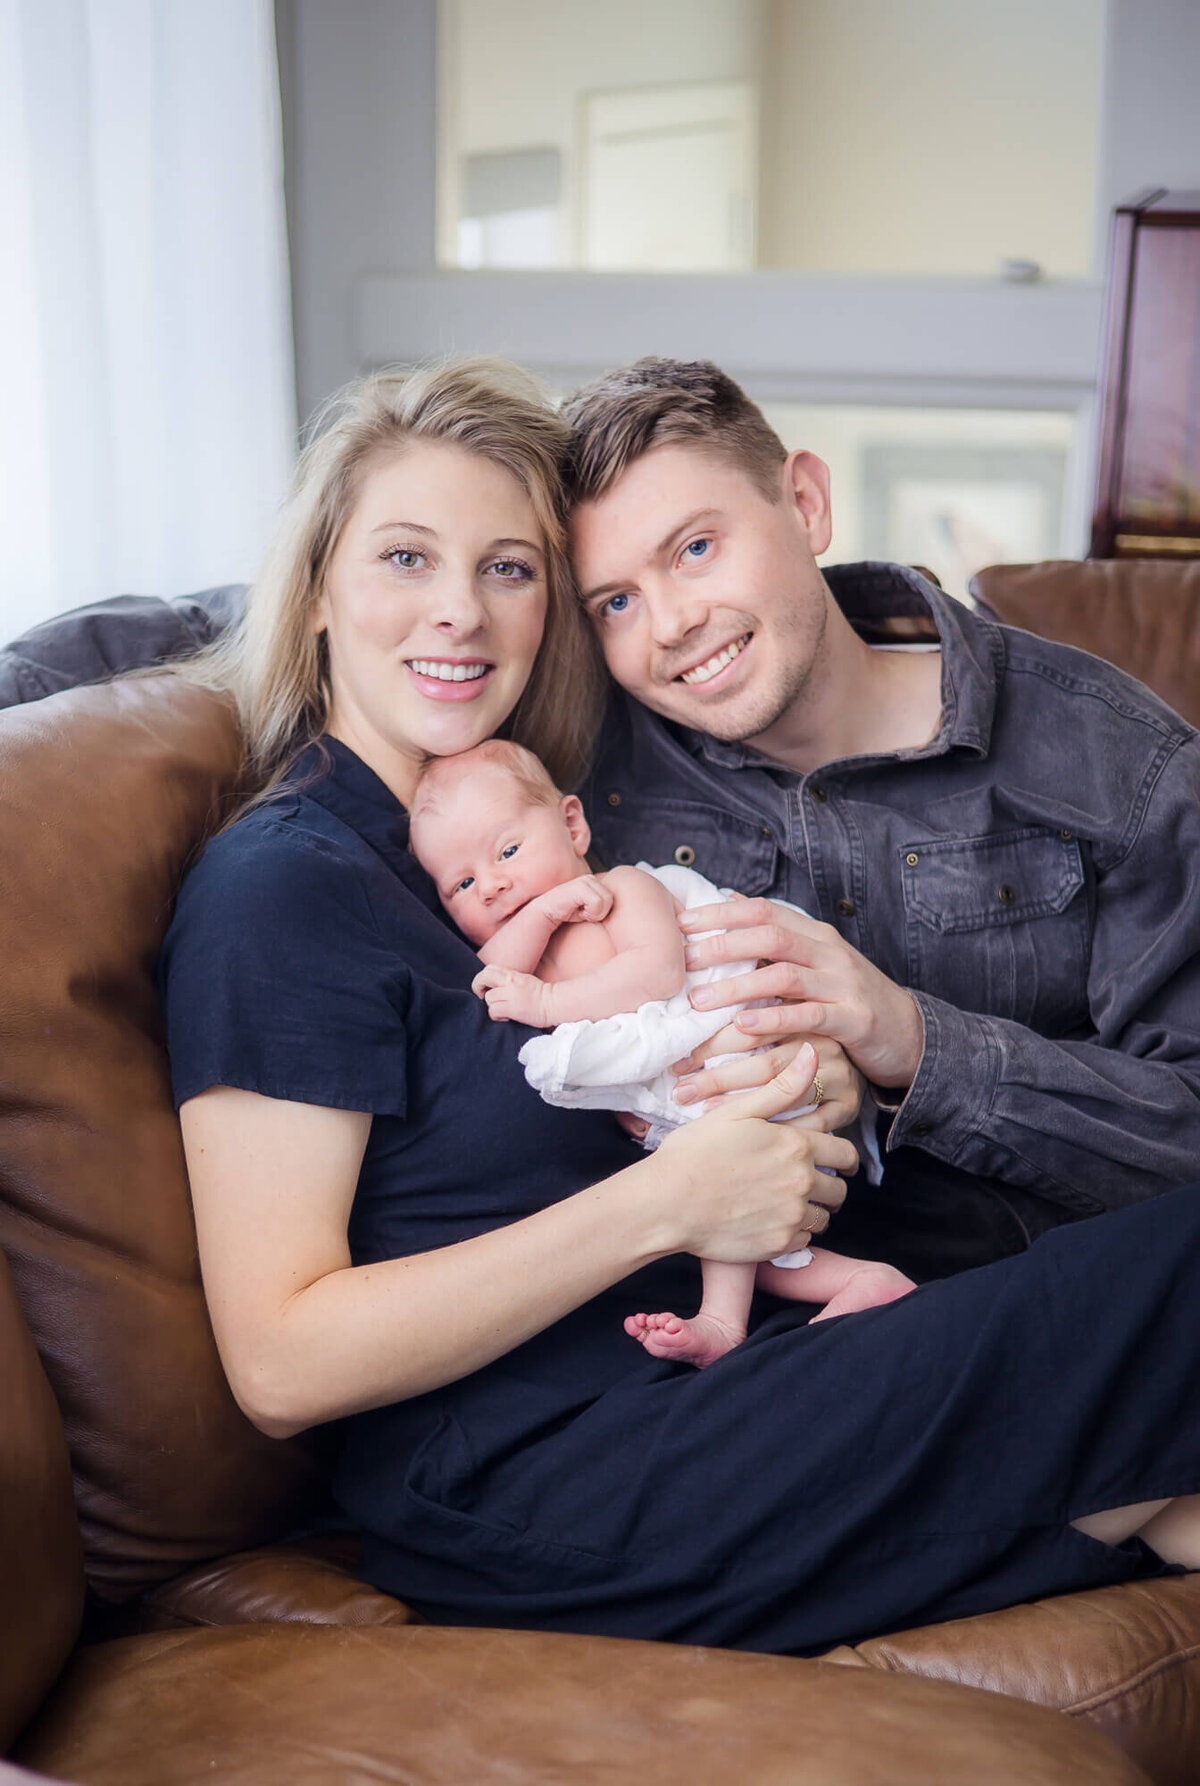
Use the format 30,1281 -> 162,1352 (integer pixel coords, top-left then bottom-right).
159,815 -> 411,1116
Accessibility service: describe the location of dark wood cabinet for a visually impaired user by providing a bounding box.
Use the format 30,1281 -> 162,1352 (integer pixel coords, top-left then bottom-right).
1091,189 -> 1200,559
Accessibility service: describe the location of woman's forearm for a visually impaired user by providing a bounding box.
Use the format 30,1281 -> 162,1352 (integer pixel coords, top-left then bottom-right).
247,1159 -> 673,1436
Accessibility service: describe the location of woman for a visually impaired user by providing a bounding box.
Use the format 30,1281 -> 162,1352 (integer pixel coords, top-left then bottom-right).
162,359 -> 1200,1657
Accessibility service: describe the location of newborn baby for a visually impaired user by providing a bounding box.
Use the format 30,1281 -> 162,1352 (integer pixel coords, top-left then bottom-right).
409,740 -> 913,1367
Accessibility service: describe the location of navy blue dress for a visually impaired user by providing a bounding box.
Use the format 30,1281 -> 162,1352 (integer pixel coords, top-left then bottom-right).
160,737 -> 1200,1655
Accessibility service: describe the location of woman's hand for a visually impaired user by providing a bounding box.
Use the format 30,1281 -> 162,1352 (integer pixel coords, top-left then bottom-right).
651,1045 -> 859,1261
679,897 -> 924,1089
672,1033 -> 864,1133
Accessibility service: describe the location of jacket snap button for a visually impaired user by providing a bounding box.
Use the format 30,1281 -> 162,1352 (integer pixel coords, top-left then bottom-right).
905,852 -> 919,867
1060,829 -> 1072,840
810,784 -> 828,803
911,1121 -> 933,1136
674,844 -> 696,867
835,898 -> 855,917
998,883 -> 1016,905
607,792 -> 621,807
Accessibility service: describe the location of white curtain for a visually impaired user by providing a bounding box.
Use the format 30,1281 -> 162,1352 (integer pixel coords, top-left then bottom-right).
0,0 -> 296,641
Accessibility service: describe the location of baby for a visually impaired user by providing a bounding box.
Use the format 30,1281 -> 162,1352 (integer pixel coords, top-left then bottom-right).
409,740 -> 914,1368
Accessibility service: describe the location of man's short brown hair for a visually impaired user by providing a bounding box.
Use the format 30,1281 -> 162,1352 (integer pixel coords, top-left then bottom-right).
561,358 -> 787,508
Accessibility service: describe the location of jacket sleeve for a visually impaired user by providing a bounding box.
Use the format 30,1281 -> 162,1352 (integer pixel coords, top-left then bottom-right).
889,730 -> 1200,1212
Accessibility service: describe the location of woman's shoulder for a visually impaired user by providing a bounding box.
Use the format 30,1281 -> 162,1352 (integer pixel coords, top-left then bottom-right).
172,792 -> 382,946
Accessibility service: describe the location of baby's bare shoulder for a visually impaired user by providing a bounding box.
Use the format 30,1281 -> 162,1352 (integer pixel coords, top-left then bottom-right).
601,864 -> 682,918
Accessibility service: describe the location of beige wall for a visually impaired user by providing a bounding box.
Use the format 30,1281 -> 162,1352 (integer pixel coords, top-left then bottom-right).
758,0 -> 1103,276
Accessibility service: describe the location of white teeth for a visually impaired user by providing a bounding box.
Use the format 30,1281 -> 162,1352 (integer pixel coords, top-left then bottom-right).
409,660 -> 489,682
680,634 -> 751,685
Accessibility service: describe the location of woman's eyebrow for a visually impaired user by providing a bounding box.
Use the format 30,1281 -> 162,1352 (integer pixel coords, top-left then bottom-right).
488,537 -> 541,554
369,520 -> 437,536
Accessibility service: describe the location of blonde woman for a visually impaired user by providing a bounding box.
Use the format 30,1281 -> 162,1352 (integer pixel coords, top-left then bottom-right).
161,360 -> 1200,1657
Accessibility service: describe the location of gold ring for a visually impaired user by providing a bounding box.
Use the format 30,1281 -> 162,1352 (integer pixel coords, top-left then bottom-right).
811,1075 -> 825,1106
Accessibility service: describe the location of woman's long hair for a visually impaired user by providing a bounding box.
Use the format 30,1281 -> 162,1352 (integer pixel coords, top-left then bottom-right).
181,358 -> 604,803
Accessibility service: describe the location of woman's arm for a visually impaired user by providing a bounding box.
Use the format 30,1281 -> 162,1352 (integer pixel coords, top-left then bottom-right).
182,1048 -> 857,1440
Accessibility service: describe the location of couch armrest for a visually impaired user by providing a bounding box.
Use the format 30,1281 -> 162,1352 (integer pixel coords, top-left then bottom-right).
848,1574 -> 1200,1786
136,1535 -> 419,1632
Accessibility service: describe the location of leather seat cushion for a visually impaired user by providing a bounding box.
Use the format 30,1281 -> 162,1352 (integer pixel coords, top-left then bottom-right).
970,558 -> 1200,728
15,1623 -> 1150,1786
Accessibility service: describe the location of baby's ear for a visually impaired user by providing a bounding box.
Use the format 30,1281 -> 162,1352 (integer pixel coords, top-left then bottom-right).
561,795 -> 592,859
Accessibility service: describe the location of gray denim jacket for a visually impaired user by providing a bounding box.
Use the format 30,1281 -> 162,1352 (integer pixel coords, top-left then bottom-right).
581,563 -> 1200,1215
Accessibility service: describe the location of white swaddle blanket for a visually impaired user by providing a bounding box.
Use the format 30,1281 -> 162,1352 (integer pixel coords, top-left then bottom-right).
518,863 -> 882,1270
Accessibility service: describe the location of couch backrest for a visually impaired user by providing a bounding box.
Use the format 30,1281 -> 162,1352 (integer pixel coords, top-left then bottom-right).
0,1246 -> 82,1752
0,675 -> 327,1604
970,558 -> 1200,729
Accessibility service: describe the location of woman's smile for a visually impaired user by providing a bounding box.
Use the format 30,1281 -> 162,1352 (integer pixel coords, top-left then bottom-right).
405,655 -> 496,701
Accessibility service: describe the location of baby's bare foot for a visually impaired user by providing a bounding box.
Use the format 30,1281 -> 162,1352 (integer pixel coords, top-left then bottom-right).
623,1309 -> 746,1369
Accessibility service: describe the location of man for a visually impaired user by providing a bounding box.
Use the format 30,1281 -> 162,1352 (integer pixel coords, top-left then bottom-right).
565,358 -> 1200,1280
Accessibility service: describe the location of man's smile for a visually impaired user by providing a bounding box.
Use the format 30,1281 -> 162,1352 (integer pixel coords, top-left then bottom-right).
673,632 -> 754,689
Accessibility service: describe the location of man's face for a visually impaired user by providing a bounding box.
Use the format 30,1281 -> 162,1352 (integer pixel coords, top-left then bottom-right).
570,444 -> 832,747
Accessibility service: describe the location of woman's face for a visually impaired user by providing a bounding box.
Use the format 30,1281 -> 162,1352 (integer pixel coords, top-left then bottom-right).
314,440 -> 549,805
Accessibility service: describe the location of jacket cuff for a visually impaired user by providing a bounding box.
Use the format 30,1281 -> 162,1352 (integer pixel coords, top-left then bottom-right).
885,991 -> 998,1160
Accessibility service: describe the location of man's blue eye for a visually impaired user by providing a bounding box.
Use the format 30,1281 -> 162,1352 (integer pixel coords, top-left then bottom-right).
604,593 -> 629,615
501,843 -> 519,859
684,539 -> 709,558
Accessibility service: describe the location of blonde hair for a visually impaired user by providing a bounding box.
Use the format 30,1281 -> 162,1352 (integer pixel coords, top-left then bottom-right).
410,740 -> 562,838
182,358 -> 604,804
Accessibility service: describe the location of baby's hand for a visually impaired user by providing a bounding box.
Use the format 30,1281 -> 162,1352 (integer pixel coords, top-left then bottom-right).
537,875 -> 613,927
471,964 -> 554,1027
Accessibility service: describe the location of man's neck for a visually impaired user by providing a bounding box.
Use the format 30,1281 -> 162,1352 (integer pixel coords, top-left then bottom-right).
744,614 -> 943,774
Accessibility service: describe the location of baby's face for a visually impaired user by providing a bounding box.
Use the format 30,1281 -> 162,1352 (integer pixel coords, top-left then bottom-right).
414,768 -> 588,944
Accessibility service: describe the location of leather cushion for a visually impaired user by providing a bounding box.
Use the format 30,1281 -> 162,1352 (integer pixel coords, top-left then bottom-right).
135,1536 -> 417,1633
16,1623 -> 1150,1786
0,1248 -> 84,1751
970,558 -> 1200,728
848,1573 -> 1200,1786
0,676 -> 327,1603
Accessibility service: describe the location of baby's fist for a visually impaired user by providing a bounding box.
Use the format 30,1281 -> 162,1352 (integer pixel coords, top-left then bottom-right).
471,964 -> 552,1027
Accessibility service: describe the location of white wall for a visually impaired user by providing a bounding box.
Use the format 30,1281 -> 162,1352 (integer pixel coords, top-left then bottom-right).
759,0 -> 1103,277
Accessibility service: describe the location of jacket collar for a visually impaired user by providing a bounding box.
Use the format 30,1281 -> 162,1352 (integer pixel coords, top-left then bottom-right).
682,561 -> 1003,774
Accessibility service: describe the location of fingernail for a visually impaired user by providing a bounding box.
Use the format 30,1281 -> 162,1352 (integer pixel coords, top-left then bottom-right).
671,1057 -> 694,1075
737,1012 -> 762,1032
797,1042 -> 816,1065
683,946 -> 701,969
678,911 -> 698,929
674,1082 -> 697,1105
691,987 -> 714,1008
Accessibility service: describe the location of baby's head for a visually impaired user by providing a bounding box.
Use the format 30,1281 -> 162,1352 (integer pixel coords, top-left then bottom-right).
410,740 -> 592,944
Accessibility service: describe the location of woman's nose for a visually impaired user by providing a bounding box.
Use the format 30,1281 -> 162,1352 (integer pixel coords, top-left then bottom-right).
429,571 -> 488,635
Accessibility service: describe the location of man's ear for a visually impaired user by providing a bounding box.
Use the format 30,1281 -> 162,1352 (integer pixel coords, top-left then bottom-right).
561,795 -> 592,860
780,450 -> 833,557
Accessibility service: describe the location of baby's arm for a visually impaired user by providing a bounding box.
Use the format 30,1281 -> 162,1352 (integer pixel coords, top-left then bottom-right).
538,867 -> 685,1023
473,868 -> 685,1027
478,875 -> 612,972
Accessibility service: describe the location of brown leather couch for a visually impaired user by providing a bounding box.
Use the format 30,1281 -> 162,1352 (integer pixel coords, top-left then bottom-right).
3,561 -> 1199,1784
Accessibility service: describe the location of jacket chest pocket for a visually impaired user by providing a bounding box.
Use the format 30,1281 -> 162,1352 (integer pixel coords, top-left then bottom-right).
589,800 -> 779,895
901,828 -> 1090,1032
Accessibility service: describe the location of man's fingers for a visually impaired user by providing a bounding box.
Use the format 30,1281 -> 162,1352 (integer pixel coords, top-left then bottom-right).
735,1000 -> 830,1038
706,1043 -> 818,1122
684,922 -> 823,974
690,963 -> 808,1012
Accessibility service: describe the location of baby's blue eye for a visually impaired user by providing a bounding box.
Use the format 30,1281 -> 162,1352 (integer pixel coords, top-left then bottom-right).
501,843 -> 519,859
457,875 -> 474,893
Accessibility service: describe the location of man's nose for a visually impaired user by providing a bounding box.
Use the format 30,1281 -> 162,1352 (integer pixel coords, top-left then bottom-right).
644,580 -> 706,648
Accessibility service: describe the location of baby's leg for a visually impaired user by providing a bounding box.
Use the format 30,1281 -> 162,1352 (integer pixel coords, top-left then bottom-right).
624,1259 -> 755,1368
756,1247 -> 916,1321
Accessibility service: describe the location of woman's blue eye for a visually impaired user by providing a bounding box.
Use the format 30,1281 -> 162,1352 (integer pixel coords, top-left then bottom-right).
500,843 -> 519,860
387,548 -> 425,570
489,559 -> 533,581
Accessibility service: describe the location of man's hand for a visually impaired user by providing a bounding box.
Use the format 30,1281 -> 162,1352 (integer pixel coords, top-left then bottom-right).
533,874 -> 613,928
471,964 -> 554,1027
678,897 -> 924,1088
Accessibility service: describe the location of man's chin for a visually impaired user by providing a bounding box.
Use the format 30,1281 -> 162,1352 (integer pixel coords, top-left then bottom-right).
645,680 -> 792,745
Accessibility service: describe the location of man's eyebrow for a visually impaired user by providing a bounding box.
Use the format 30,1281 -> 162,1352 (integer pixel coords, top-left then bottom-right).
580,509 -> 721,602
